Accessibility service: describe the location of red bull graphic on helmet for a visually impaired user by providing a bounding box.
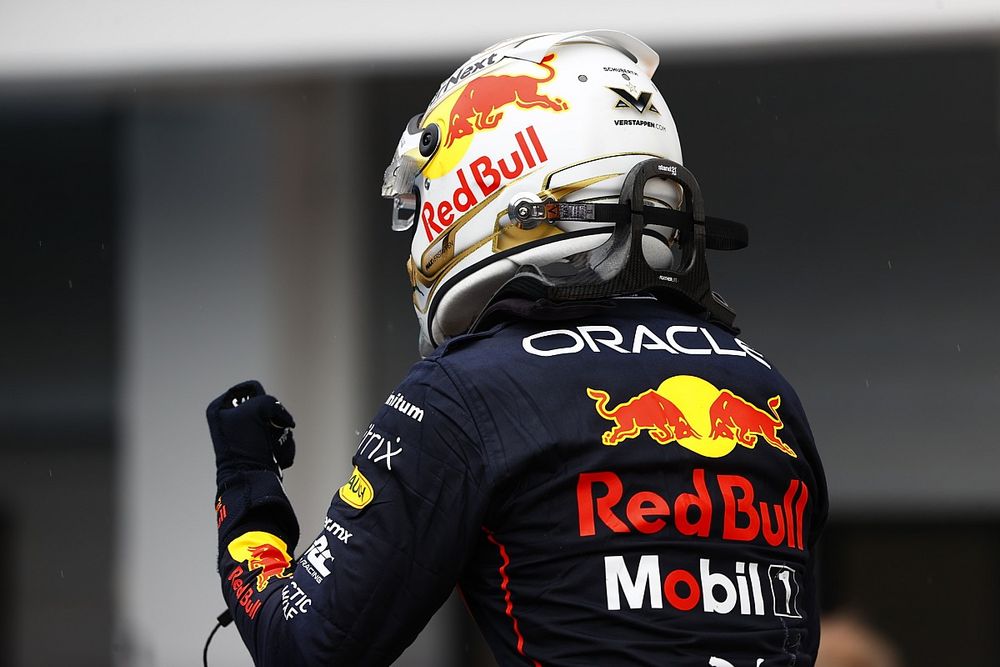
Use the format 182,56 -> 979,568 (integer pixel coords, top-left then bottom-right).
420,125 -> 549,242
587,375 -> 796,458
422,55 -> 568,181
444,53 -> 568,147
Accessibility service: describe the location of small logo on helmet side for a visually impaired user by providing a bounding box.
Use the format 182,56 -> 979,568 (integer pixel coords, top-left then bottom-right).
432,51 -> 502,105
608,87 -> 660,115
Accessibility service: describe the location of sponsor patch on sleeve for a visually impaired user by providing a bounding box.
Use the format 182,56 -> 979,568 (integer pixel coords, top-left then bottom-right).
226,531 -> 294,591
339,466 -> 374,509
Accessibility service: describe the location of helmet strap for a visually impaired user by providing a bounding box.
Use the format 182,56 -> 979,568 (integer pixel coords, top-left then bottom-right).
479,158 -> 745,334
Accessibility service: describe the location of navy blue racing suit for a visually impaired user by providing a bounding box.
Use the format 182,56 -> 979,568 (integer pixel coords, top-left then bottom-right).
214,297 -> 828,666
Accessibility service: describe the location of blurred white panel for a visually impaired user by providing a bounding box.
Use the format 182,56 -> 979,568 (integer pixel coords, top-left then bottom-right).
2,0 -> 999,83
117,96 -> 278,666
115,90 -> 367,664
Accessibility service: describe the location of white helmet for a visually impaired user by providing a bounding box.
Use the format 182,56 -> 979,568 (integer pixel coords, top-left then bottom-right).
383,30 -> 739,356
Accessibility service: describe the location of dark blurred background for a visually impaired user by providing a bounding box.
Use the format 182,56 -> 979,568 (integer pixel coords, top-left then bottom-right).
2,5 -> 999,666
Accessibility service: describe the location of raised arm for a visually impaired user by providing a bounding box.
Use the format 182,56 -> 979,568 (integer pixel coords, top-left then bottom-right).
208,361 -> 489,665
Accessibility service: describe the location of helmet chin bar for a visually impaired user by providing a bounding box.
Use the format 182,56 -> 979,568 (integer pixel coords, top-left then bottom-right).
483,158 -> 747,333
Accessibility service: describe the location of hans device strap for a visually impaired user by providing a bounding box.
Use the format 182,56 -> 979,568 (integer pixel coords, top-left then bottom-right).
489,158 -> 746,333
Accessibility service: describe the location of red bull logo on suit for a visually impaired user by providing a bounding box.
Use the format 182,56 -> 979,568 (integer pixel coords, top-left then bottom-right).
227,531 -> 294,591
588,375 -> 796,458
225,531 -> 294,620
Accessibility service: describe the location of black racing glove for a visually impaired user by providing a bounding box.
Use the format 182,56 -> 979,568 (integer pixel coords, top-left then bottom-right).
206,380 -> 296,486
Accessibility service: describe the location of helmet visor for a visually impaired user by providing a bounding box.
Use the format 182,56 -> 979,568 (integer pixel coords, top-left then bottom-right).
382,114 -> 433,231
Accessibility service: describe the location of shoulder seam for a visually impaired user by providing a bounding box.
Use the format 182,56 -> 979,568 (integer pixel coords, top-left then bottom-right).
428,358 -> 499,483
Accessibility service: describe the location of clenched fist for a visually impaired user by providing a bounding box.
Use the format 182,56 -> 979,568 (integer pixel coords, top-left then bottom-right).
206,380 -> 296,485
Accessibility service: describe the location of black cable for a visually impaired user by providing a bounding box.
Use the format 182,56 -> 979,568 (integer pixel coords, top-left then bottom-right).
203,609 -> 233,667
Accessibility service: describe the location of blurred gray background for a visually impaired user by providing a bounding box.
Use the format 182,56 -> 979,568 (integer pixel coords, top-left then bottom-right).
2,2 -> 999,666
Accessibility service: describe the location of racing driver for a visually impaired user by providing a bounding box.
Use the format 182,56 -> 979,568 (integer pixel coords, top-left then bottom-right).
207,30 -> 828,666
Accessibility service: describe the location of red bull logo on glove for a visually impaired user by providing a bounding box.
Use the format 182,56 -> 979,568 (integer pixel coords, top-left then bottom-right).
587,375 -> 796,458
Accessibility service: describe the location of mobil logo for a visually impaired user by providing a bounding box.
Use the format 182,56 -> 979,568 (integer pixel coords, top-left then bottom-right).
587,375 -> 796,458
605,554 -> 803,619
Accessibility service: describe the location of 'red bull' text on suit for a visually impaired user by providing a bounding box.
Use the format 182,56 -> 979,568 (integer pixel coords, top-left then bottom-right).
213,297 -> 828,666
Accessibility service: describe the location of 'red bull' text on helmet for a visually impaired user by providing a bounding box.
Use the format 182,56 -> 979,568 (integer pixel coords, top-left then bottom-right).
382,30 -> 747,356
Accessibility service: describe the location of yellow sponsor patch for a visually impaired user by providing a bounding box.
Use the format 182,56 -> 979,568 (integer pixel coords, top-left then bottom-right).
339,466 -> 374,509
